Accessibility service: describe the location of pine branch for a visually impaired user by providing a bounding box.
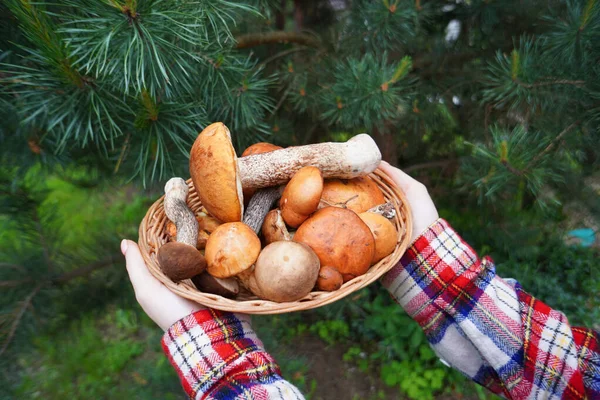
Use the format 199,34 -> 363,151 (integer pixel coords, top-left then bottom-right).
33,210 -> 53,274
515,79 -> 586,89
0,283 -> 44,357
404,160 -> 456,173
529,121 -> 580,165
235,31 -> 320,48
51,255 -> 119,284
501,159 -> 524,177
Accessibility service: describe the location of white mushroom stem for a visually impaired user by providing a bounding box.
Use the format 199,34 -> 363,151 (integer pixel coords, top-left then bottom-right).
243,186 -> 284,233
164,178 -> 198,248
238,134 -> 381,189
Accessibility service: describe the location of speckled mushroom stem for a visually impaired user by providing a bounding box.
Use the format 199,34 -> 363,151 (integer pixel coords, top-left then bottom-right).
243,186 -> 284,233
237,134 -> 381,189
164,178 -> 198,248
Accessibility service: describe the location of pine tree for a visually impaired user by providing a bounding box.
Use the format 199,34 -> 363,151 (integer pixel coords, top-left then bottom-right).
1,0 -> 599,396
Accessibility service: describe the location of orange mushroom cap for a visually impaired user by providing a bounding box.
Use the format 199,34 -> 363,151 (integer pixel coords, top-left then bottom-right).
320,176 -> 385,214
359,212 -> 398,263
280,166 -> 323,228
205,222 -> 261,278
190,122 -> 243,222
293,207 -> 375,282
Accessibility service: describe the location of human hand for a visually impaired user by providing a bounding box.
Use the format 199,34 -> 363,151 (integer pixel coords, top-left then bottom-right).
121,239 -> 204,331
379,161 -> 439,243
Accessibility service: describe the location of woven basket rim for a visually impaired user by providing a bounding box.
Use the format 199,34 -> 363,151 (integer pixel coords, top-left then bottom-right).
138,168 -> 412,314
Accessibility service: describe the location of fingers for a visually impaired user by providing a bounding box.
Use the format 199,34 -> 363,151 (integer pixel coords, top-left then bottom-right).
379,161 -> 420,192
121,239 -> 160,294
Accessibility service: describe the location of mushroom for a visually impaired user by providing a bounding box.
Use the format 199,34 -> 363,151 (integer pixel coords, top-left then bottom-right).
166,217 -> 213,249
358,212 -> 398,263
192,272 -> 239,298
315,266 -> 344,292
158,178 -> 207,281
189,122 -> 381,223
261,209 -> 291,244
319,176 -> 385,214
280,166 -> 323,228
293,207 -> 375,282
241,142 -> 283,204
253,241 -> 320,302
237,267 -> 265,297
204,222 -> 261,278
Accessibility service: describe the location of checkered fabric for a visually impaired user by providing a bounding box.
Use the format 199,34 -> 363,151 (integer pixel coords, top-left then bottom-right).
161,309 -> 304,399
382,219 -> 600,399
162,218 -> 599,399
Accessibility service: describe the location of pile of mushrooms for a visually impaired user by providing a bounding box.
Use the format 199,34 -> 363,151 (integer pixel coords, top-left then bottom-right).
157,122 -> 398,302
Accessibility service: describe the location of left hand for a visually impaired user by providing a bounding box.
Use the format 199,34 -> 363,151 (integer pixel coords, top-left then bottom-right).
121,239 -> 204,331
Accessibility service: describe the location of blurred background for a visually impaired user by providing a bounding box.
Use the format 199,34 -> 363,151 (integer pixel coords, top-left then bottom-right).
1,0 -> 599,399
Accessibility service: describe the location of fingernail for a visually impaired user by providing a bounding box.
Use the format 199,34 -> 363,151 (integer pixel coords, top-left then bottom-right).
121,239 -> 129,255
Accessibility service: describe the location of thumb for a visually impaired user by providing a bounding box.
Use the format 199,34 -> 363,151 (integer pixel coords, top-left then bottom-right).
121,239 -> 160,293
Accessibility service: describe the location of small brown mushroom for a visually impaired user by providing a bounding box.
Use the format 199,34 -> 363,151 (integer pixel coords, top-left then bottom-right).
359,212 -> 398,263
262,209 -> 291,244
254,241 -> 320,302
280,166 -> 323,228
205,222 -> 261,278
158,178 -> 207,281
294,207 -> 375,282
192,272 -> 239,298
315,266 -> 344,292
319,176 -> 385,214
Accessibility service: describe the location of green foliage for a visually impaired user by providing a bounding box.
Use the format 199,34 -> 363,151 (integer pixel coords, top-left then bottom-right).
2,0 -> 600,399
15,307 -> 183,399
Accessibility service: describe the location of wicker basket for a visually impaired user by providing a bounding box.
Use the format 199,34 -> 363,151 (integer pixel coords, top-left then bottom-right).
138,168 -> 412,314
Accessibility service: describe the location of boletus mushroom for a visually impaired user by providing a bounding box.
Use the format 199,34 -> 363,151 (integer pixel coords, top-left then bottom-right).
192,272 -> 239,298
253,241 -> 320,302
241,142 -> 283,204
189,122 -> 381,223
294,207 -> 375,282
280,166 -> 323,228
157,178 -> 207,281
205,222 -> 261,278
315,266 -> 344,292
320,176 -> 385,214
261,209 -> 291,244
359,212 -> 398,263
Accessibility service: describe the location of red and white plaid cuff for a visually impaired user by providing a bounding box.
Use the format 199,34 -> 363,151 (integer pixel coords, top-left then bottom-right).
161,309 -> 303,399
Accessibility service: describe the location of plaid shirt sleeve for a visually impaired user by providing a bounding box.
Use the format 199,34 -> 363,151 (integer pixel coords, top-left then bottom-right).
161,309 -> 304,400
381,218 -> 600,399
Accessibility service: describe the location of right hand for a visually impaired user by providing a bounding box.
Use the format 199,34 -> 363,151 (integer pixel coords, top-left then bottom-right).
379,161 -> 439,243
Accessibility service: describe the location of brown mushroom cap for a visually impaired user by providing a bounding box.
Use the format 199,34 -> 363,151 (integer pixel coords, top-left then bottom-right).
359,212 -> 398,263
192,272 -> 239,298
205,222 -> 261,278
241,142 -> 283,204
320,176 -> 385,214
315,266 -> 344,292
158,242 -> 207,282
280,166 -> 323,228
293,207 -> 375,282
254,241 -> 320,302
190,122 -> 243,223
261,209 -> 291,244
